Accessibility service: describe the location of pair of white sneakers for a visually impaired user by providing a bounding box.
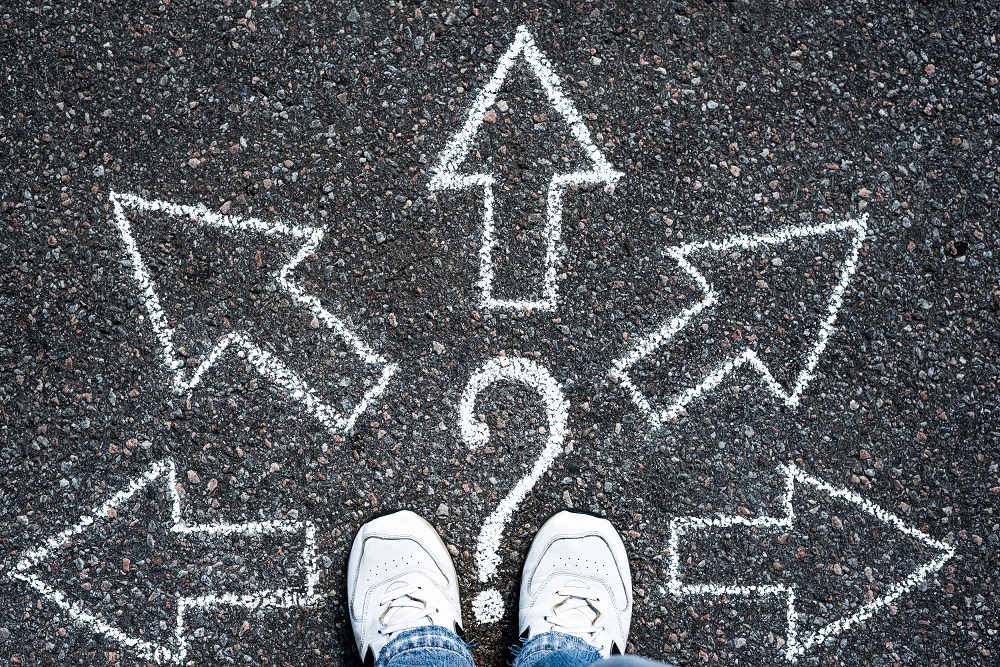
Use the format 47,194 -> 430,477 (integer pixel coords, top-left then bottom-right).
348,510 -> 633,664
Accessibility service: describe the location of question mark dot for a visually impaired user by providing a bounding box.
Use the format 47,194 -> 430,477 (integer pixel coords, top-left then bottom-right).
472,588 -> 505,624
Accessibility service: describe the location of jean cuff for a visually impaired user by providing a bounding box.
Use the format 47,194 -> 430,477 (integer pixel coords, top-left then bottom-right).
512,631 -> 603,667
376,625 -> 474,667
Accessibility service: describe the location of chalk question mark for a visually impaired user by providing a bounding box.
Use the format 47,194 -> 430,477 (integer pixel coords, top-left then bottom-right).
458,356 -> 569,624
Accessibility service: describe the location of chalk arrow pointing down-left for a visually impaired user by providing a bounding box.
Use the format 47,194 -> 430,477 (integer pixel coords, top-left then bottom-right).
110,191 -> 397,433
10,459 -> 319,665
429,24 -> 622,312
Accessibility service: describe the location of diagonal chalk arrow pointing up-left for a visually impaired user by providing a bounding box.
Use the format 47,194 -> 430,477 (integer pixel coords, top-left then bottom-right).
110,191 -> 397,433
11,459 -> 319,665
429,24 -> 622,312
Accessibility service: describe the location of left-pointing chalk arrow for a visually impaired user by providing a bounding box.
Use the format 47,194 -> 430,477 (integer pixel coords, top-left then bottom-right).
10,459 -> 319,665
109,191 -> 397,433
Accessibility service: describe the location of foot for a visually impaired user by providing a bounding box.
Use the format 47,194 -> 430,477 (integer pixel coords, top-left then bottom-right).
519,511 -> 632,656
348,510 -> 463,664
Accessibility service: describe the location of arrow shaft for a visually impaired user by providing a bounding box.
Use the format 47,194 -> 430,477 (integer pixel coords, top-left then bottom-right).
481,176 -> 558,308
669,514 -> 791,597
172,519 -> 318,603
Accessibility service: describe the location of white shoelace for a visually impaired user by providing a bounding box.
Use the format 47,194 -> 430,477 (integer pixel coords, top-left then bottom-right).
544,583 -> 605,649
378,582 -> 438,636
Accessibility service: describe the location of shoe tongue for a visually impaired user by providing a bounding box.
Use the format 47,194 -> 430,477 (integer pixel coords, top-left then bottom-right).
555,581 -> 600,628
386,580 -> 409,592
381,580 -> 432,633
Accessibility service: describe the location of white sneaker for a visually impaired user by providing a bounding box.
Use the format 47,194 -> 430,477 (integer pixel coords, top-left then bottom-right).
347,510 -> 463,664
519,511 -> 633,656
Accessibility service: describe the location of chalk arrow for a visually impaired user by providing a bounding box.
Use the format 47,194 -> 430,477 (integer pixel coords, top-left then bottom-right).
109,191 -> 397,432
611,217 -> 868,427
428,24 -> 622,312
668,464 -> 954,661
10,459 -> 319,665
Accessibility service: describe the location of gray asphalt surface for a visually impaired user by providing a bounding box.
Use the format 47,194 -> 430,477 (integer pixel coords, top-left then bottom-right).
2,2 -> 998,666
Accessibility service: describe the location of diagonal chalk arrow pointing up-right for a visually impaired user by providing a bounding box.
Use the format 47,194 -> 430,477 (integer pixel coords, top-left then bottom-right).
611,216 -> 868,427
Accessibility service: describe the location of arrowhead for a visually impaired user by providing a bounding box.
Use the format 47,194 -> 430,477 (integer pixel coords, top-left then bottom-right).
783,465 -> 954,660
109,191 -> 397,432
12,461 -> 189,663
11,460 -> 319,665
429,24 -> 619,191
428,25 -> 621,310
614,217 -> 868,425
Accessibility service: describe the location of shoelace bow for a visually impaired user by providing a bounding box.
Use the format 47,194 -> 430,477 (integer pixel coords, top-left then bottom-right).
378,583 -> 438,636
544,584 -> 605,648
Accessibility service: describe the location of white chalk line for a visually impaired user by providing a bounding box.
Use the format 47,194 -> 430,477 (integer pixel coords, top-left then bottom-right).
10,459 -> 319,665
458,356 -> 569,623
611,216 -> 869,427
667,464 -> 955,661
428,24 -> 622,311
109,191 -> 397,433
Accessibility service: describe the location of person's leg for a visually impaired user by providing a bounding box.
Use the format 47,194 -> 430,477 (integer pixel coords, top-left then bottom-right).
514,512 -> 634,667
512,631 -> 603,667
347,510 -> 471,667
373,626 -> 473,667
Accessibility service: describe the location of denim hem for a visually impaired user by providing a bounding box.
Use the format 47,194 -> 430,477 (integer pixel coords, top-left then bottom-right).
512,631 -> 603,667
376,625 -> 474,667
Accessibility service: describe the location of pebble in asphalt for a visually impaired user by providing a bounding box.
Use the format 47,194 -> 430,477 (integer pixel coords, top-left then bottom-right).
1,2 -> 998,666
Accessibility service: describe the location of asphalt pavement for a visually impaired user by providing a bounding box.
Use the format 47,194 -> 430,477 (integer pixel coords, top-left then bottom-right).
1,2 -> 998,666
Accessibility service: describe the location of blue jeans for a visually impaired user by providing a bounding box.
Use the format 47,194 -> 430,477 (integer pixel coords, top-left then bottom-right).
374,626 -> 672,667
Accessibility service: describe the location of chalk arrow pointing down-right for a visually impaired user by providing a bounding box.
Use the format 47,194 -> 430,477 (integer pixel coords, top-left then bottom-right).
10,459 -> 319,665
668,464 -> 954,661
428,24 -> 621,312
611,217 -> 868,427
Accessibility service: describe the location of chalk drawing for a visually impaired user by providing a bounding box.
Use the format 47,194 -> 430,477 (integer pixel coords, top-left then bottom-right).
11,458 -> 319,665
109,191 -> 397,433
429,24 -> 622,311
457,356 -> 569,623
611,216 -> 868,427
668,463 -> 955,661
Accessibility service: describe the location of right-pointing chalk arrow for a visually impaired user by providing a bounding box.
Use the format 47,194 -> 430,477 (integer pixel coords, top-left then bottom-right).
668,464 -> 954,661
611,217 -> 868,427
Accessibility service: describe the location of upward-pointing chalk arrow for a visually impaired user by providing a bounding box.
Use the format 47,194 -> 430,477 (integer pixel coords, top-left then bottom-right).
611,217 -> 868,427
668,464 -> 954,661
10,459 -> 319,665
110,191 -> 397,433
428,24 -> 622,312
